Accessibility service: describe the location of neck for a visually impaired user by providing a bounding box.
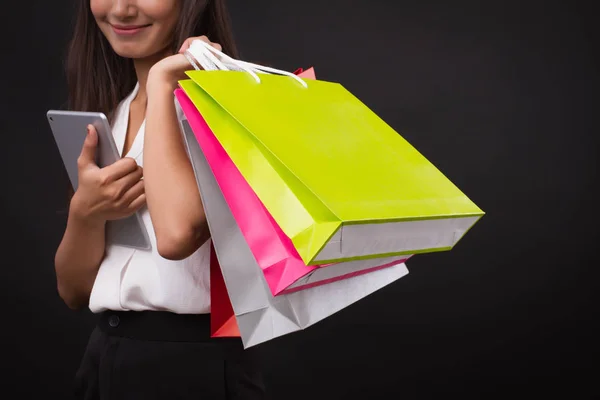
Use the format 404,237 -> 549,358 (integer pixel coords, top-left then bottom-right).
132,46 -> 173,104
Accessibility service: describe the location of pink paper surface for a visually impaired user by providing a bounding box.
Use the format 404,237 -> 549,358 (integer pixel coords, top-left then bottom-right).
278,258 -> 403,295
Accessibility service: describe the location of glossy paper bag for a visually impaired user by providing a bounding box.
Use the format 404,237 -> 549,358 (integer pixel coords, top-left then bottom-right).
177,70 -> 409,296
177,103 -> 409,348
179,68 -> 484,266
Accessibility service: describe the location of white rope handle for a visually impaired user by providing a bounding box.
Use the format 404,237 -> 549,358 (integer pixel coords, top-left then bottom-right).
187,40 -> 261,80
197,40 -> 309,88
186,40 -> 298,83
186,39 -> 308,88
184,45 -> 227,72
185,43 -> 262,83
186,51 -> 259,77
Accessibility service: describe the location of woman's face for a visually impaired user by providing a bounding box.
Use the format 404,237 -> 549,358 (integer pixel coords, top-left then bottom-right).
91,0 -> 180,59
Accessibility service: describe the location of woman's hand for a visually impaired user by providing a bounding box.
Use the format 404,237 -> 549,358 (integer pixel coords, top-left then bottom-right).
147,36 -> 222,93
70,125 -> 146,225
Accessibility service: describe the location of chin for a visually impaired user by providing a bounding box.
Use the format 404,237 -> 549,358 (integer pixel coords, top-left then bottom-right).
111,44 -> 153,60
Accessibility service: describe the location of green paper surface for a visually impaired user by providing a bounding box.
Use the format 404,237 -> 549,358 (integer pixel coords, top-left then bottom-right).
180,71 -> 484,264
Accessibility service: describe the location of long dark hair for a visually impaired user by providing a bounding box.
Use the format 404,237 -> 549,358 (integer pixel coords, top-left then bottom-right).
66,0 -> 239,117
61,0 -> 238,206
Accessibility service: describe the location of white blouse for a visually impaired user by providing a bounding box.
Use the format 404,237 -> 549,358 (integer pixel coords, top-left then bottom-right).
88,83 -> 212,315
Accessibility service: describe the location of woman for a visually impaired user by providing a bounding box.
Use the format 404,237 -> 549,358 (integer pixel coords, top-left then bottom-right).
54,0 -> 266,398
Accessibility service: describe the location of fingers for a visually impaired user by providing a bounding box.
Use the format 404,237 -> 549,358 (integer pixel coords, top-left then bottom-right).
102,157 -> 140,183
114,165 -> 143,192
127,193 -> 147,213
77,125 -> 99,170
178,36 -> 222,55
113,167 -> 143,206
121,180 -> 146,211
178,37 -> 202,54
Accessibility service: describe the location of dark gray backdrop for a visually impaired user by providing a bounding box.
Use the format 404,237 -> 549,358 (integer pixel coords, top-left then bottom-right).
1,0 -> 598,398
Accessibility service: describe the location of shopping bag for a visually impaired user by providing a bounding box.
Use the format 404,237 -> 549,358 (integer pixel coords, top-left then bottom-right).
176,71 -> 410,296
292,67 -> 316,79
180,41 -> 484,266
177,86 -> 410,296
209,241 -> 240,338
178,113 -> 409,348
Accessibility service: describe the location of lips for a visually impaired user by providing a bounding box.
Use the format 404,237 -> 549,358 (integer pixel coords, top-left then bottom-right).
110,23 -> 151,36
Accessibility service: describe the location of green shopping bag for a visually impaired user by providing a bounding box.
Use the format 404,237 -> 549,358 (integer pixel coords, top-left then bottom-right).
179,70 -> 484,266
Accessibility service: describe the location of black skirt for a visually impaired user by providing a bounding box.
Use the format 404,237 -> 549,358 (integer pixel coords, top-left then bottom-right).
74,310 -> 266,400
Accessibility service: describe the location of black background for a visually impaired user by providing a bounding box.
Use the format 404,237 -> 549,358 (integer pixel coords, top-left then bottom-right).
1,0 -> 598,398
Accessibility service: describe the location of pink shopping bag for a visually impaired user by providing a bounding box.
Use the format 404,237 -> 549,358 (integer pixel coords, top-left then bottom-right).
176,68 -> 410,296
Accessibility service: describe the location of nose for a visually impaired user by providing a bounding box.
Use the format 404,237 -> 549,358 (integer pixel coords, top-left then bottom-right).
111,0 -> 137,19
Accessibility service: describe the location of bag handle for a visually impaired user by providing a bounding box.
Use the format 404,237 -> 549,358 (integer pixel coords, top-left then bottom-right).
185,39 -> 308,88
185,41 -> 259,77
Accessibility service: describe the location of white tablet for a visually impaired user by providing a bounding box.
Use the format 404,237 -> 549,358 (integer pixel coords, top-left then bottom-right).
47,110 -> 151,250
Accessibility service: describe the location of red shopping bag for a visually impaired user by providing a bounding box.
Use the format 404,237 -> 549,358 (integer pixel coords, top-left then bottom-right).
209,241 -> 240,337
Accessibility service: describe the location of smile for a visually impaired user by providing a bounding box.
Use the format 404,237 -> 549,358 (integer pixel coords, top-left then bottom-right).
110,24 -> 151,36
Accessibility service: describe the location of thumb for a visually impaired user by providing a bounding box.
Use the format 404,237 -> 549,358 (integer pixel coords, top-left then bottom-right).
78,125 -> 98,167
